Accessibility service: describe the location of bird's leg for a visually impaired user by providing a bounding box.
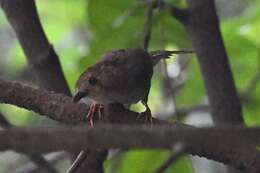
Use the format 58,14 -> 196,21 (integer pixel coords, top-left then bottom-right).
87,103 -> 103,126
141,101 -> 153,124
67,103 -> 103,173
87,103 -> 96,126
141,94 -> 153,124
97,104 -> 104,120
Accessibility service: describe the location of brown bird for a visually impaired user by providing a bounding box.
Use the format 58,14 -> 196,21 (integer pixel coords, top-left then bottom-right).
73,48 -> 193,125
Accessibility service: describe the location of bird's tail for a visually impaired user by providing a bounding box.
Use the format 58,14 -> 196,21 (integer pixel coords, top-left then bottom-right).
150,50 -> 194,66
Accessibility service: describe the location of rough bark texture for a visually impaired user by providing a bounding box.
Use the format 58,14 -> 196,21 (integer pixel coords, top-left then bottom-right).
0,112 -> 58,173
0,125 -> 260,172
0,1 -> 105,172
181,1 -> 245,172
0,79 -> 175,125
166,1 -> 246,172
185,0 -> 243,124
0,79 -> 260,172
0,0 -> 70,95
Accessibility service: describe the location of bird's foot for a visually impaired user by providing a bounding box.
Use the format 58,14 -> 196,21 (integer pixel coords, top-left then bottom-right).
87,103 -> 103,127
142,107 -> 153,125
141,100 -> 153,125
139,97 -> 153,125
137,106 -> 153,125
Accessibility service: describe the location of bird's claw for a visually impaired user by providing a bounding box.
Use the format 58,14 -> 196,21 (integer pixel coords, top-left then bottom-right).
143,107 -> 153,125
139,100 -> 153,125
137,107 -> 153,125
87,103 -> 103,127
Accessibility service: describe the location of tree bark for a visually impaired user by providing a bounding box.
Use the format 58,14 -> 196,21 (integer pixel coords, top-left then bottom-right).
0,0 -> 70,95
0,125 -> 260,172
185,0 -> 243,124
182,1 -> 245,172
0,1 -> 105,173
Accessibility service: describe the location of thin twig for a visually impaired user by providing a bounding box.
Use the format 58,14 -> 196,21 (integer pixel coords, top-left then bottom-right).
157,1 -> 182,121
66,150 -> 89,173
154,142 -> 187,173
162,60 -> 182,121
241,70 -> 260,98
143,1 -> 155,50
156,4 -> 194,172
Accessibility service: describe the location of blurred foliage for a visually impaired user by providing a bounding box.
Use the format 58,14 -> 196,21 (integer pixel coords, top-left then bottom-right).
105,150 -> 193,173
1,0 -> 260,172
220,0 -> 260,125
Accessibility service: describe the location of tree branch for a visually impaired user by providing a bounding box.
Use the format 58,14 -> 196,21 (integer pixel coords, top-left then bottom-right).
66,151 -> 90,173
0,112 -> 58,173
0,78 -> 85,124
1,78 -> 260,171
183,0 -> 243,125
0,0 -> 135,172
0,0 -> 70,95
241,70 -> 260,99
174,2 -> 245,172
0,1 -> 252,172
143,2 -> 155,50
0,78 -> 178,125
154,143 -> 187,173
0,125 -> 260,172
157,1 -> 189,24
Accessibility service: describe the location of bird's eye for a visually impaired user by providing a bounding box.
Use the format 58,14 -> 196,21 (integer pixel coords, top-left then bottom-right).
88,77 -> 98,86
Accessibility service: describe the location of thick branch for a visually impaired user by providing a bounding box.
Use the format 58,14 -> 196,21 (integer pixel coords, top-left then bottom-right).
0,0 -> 70,95
0,125 -> 260,172
0,111 -> 58,173
0,79 -> 260,171
0,1 -> 103,172
0,78 -> 85,124
183,0 -> 243,125
0,78 -> 172,125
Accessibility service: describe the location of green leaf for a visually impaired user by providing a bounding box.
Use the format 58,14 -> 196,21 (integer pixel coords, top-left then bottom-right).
105,150 -> 193,173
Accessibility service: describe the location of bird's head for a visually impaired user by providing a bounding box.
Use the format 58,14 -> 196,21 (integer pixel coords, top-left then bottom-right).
73,49 -> 130,103
73,66 -> 101,102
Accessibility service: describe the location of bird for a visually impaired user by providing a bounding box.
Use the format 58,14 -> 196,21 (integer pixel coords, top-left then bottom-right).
73,48 -> 193,125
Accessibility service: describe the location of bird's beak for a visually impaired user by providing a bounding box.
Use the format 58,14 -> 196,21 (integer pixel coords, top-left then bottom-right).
73,91 -> 87,102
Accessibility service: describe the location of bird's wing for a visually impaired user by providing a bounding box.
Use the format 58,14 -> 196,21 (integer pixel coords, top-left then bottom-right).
96,54 -> 129,90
